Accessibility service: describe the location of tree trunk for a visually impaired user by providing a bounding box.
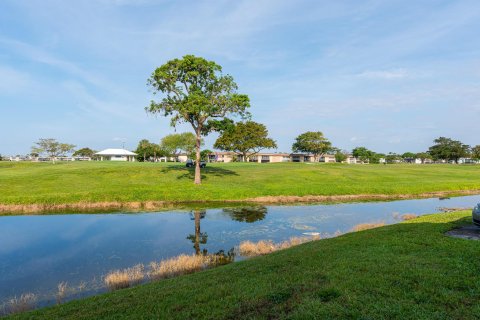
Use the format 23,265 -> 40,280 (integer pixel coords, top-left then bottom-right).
194,129 -> 202,184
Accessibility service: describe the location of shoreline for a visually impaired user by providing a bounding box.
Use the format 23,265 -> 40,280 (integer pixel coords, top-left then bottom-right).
1,189 -> 479,214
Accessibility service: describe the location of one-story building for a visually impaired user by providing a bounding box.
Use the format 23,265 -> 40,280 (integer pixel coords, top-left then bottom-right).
95,149 -> 137,162
207,152 -> 360,164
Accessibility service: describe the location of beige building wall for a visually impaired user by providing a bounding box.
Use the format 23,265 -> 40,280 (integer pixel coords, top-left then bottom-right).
269,154 -> 289,163
346,156 -> 357,164
320,154 -> 336,163
207,152 -> 362,164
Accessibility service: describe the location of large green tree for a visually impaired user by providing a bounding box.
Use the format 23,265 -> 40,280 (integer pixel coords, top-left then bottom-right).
160,132 -> 198,162
73,147 -> 96,158
147,55 -> 250,184
214,121 -> 277,162
471,145 -> 480,161
292,131 -> 332,162
351,147 -> 381,164
31,138 -> 75,164
402,152 -> 416,159
428,137 -> 470,163
135,139 -> 164,162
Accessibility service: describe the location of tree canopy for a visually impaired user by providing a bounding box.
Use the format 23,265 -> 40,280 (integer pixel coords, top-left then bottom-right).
135,139 -> 164,162
31,138 -> 75,163
352,147 -> 382,164
385,153 -> 402,163
200,149 -> 212,161
402,152 -> 416,159
146,55 -> 250,184
73,147 -> 96,158
214,121 -> 277,162
292,131 -> 332,161
428,137 -> 470,163
334,149 -> 348,163
471,145 -> 480,160
160,132 -> 198,161
415,152 -> 432,163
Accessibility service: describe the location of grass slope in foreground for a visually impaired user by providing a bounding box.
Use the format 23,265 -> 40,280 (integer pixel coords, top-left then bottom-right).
10,211 -> 480,319
1,162 -> 480,205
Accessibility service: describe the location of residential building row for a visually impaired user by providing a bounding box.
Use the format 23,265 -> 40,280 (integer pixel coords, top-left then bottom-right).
4,148 -> 479,164
205,152 -> 360,164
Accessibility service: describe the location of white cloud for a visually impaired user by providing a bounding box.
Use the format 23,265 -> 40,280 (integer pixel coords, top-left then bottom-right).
357,69 -> 408,80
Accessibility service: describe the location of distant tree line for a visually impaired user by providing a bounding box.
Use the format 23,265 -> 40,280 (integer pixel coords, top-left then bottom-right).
350,137 -> 478,164
133,132 -> 201,162
20,134 -> 480,166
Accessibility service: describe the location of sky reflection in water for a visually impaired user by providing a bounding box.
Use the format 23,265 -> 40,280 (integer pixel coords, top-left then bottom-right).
1,195 -> 479,304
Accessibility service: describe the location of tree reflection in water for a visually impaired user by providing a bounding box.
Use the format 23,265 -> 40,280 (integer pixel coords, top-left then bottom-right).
187,209 -> 235,264
222,206 -> 268,223
187,210 -> 208,255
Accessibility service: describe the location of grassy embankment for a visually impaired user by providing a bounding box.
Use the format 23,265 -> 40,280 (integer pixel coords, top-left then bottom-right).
1,161 -> 480,212
8,211 -> 480,319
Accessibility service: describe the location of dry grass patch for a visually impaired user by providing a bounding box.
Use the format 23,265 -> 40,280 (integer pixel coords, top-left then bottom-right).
56,282 -> 68,304
104,264 -> 144,291
401,213 -> 418,221
238,240 -> 277,256
104,253 -> 233,292
149,254 -> 206,280
351,222 -> 386,232
2,293 -> 37,315
239,236 -> 320,257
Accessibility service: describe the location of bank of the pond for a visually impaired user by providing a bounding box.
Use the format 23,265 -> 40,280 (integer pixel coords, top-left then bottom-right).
8,211 -> 480,319
2,189 -> 480,214
2,162 -> 480,214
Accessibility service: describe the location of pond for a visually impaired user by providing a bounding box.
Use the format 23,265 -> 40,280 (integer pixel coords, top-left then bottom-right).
1,195 -> 479,307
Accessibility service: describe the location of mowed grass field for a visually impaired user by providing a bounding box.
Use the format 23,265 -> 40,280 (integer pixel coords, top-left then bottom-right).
1,161 -> 480,205
9,211 -> 480,319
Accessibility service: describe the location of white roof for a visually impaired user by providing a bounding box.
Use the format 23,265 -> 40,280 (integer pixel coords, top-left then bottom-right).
95,148 -> 137,156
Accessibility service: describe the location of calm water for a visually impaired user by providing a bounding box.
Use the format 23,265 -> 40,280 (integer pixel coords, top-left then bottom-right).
1,195 -> 479,305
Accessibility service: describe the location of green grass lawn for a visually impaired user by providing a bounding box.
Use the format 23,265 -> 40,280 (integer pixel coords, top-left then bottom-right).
9,211 -> 480,319
1,161 -> 480,206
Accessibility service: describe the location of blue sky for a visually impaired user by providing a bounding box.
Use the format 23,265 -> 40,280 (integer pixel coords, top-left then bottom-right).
1,0 -> 480,155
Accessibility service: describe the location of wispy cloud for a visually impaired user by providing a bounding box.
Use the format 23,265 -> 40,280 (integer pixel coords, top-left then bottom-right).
357,69 -> 408,79
0,37 -> 112,88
